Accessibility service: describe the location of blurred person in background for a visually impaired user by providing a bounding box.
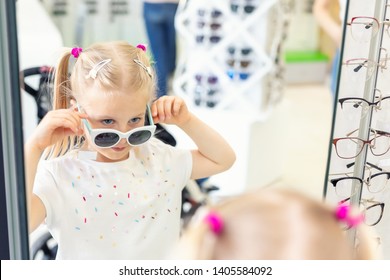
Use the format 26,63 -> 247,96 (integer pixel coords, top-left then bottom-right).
173,188 -> 380,259
143,0 -> 180,98
313,0 -> 346,97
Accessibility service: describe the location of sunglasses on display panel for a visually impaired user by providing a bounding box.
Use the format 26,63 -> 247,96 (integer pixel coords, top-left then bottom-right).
197,21 -> 222,30
227,46 -> 253,56
79,104 -> 156,148
227,59 -> 251,68
195,74 -> 218,85
195,35 -> 221,44
230,0 -> 256,14
226,69 -> 250,80
197,9 -> 222,18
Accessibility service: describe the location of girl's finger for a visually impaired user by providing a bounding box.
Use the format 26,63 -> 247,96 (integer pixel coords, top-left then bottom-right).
156,98 -> 166,121
172,98 -> 182,116
163,98 -> 173,120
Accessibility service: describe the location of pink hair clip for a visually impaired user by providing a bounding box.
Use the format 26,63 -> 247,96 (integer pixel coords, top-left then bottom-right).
136,44 -> 147,52
204,211 -> 224,235
335,203 -> 364,228
71,47 -> 83,58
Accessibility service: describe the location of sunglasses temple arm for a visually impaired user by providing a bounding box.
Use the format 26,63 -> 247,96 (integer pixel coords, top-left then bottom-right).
76,104 -> 92,132
147,104 -> 155,126
81,119 -> 92,132
346,161 -> 383,171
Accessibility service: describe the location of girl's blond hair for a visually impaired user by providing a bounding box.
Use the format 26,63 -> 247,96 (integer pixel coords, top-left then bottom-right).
45,41 -> 156,159
175,188 -> 379,260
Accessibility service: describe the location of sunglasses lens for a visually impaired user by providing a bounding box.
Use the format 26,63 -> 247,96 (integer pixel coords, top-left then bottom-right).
241,48 -> 252,55
128,130 -> 152,145
241,60 -> 250,68
239,73 -> 250,80
210,36 -> 221,43
244,6 -> 255,13
231,4 -> 239,12
95,133 -> 120,147
211,9 -> 222,18
227,47 -> 235,55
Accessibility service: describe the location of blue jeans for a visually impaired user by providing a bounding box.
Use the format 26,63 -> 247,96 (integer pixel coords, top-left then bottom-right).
331,49 -> 340,98
143,2 -> 178,98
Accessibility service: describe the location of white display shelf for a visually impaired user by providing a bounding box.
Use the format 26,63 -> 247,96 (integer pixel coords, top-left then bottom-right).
174,0 -> 281,114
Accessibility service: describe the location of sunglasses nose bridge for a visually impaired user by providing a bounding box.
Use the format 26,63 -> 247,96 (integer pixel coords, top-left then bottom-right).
117,136 -> 128,145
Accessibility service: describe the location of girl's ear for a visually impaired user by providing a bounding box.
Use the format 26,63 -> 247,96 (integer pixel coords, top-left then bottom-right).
69,98 -> 77,109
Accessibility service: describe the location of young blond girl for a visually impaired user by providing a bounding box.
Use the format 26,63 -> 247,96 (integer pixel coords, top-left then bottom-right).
174,188 -> 379,259
24,41 -> 235,259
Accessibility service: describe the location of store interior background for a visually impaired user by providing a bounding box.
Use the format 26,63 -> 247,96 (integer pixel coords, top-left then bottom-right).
18,0 -> 334,203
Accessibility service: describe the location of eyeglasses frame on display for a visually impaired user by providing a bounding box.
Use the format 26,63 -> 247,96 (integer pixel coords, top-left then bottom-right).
339,197 -> 385,227
338,91 -> 390,119
332,128 -> 390,159
347,10 -> 390,43
330,169 -> 390,197
343,47 -> 390,80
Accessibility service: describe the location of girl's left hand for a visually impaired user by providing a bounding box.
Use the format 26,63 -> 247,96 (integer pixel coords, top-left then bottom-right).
151,96 -> 192,126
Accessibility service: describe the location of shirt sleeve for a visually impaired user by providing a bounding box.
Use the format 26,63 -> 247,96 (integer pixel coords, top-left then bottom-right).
151,138 -> 193,191
170,146 -> 192,190
32,159 -> 61,227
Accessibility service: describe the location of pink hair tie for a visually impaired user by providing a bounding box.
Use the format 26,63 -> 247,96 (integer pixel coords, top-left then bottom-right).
335,203 -> 364,228
204,211 -> 224,235
71,47 -> 83,58
136,44 -> 147,52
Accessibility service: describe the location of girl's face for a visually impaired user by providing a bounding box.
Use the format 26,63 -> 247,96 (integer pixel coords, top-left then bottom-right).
80,88 -> 149,163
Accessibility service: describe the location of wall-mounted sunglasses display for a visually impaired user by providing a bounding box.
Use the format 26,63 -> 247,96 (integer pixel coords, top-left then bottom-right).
174,0 -> 285,117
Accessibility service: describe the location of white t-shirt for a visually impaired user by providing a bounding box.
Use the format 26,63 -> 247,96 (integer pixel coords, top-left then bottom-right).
33,138 -> 192,259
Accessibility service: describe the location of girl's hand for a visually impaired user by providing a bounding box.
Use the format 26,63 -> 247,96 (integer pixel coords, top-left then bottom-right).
151,96 -> 192,127
27,107 -> 87,152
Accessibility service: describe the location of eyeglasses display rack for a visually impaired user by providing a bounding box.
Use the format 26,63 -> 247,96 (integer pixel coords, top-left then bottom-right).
324,0 -> 390,259
171,0 -> 292,196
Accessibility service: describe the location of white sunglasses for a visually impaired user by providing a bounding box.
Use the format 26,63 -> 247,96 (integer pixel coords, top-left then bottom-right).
79,104 -> 156,148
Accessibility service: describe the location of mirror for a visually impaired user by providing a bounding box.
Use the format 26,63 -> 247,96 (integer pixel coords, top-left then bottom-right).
9,0 -> 342,259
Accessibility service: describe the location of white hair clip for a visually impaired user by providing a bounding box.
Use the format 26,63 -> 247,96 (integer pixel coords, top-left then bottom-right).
133,59 -> 152,78
85,59 -> 112,80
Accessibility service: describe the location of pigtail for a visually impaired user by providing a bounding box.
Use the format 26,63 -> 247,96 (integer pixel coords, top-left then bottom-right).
43,49 -> 83,159
133,44 -> 157,101
53,50 -> 72,110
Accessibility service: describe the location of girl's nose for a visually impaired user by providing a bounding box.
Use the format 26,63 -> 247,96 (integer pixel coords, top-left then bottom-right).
118,138 -> 128,146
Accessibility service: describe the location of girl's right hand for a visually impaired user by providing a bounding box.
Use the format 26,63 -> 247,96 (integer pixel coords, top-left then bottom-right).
27,108 -> 87,152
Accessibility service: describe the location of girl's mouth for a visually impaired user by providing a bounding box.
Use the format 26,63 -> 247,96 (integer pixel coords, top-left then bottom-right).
112,147 -> 126,152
